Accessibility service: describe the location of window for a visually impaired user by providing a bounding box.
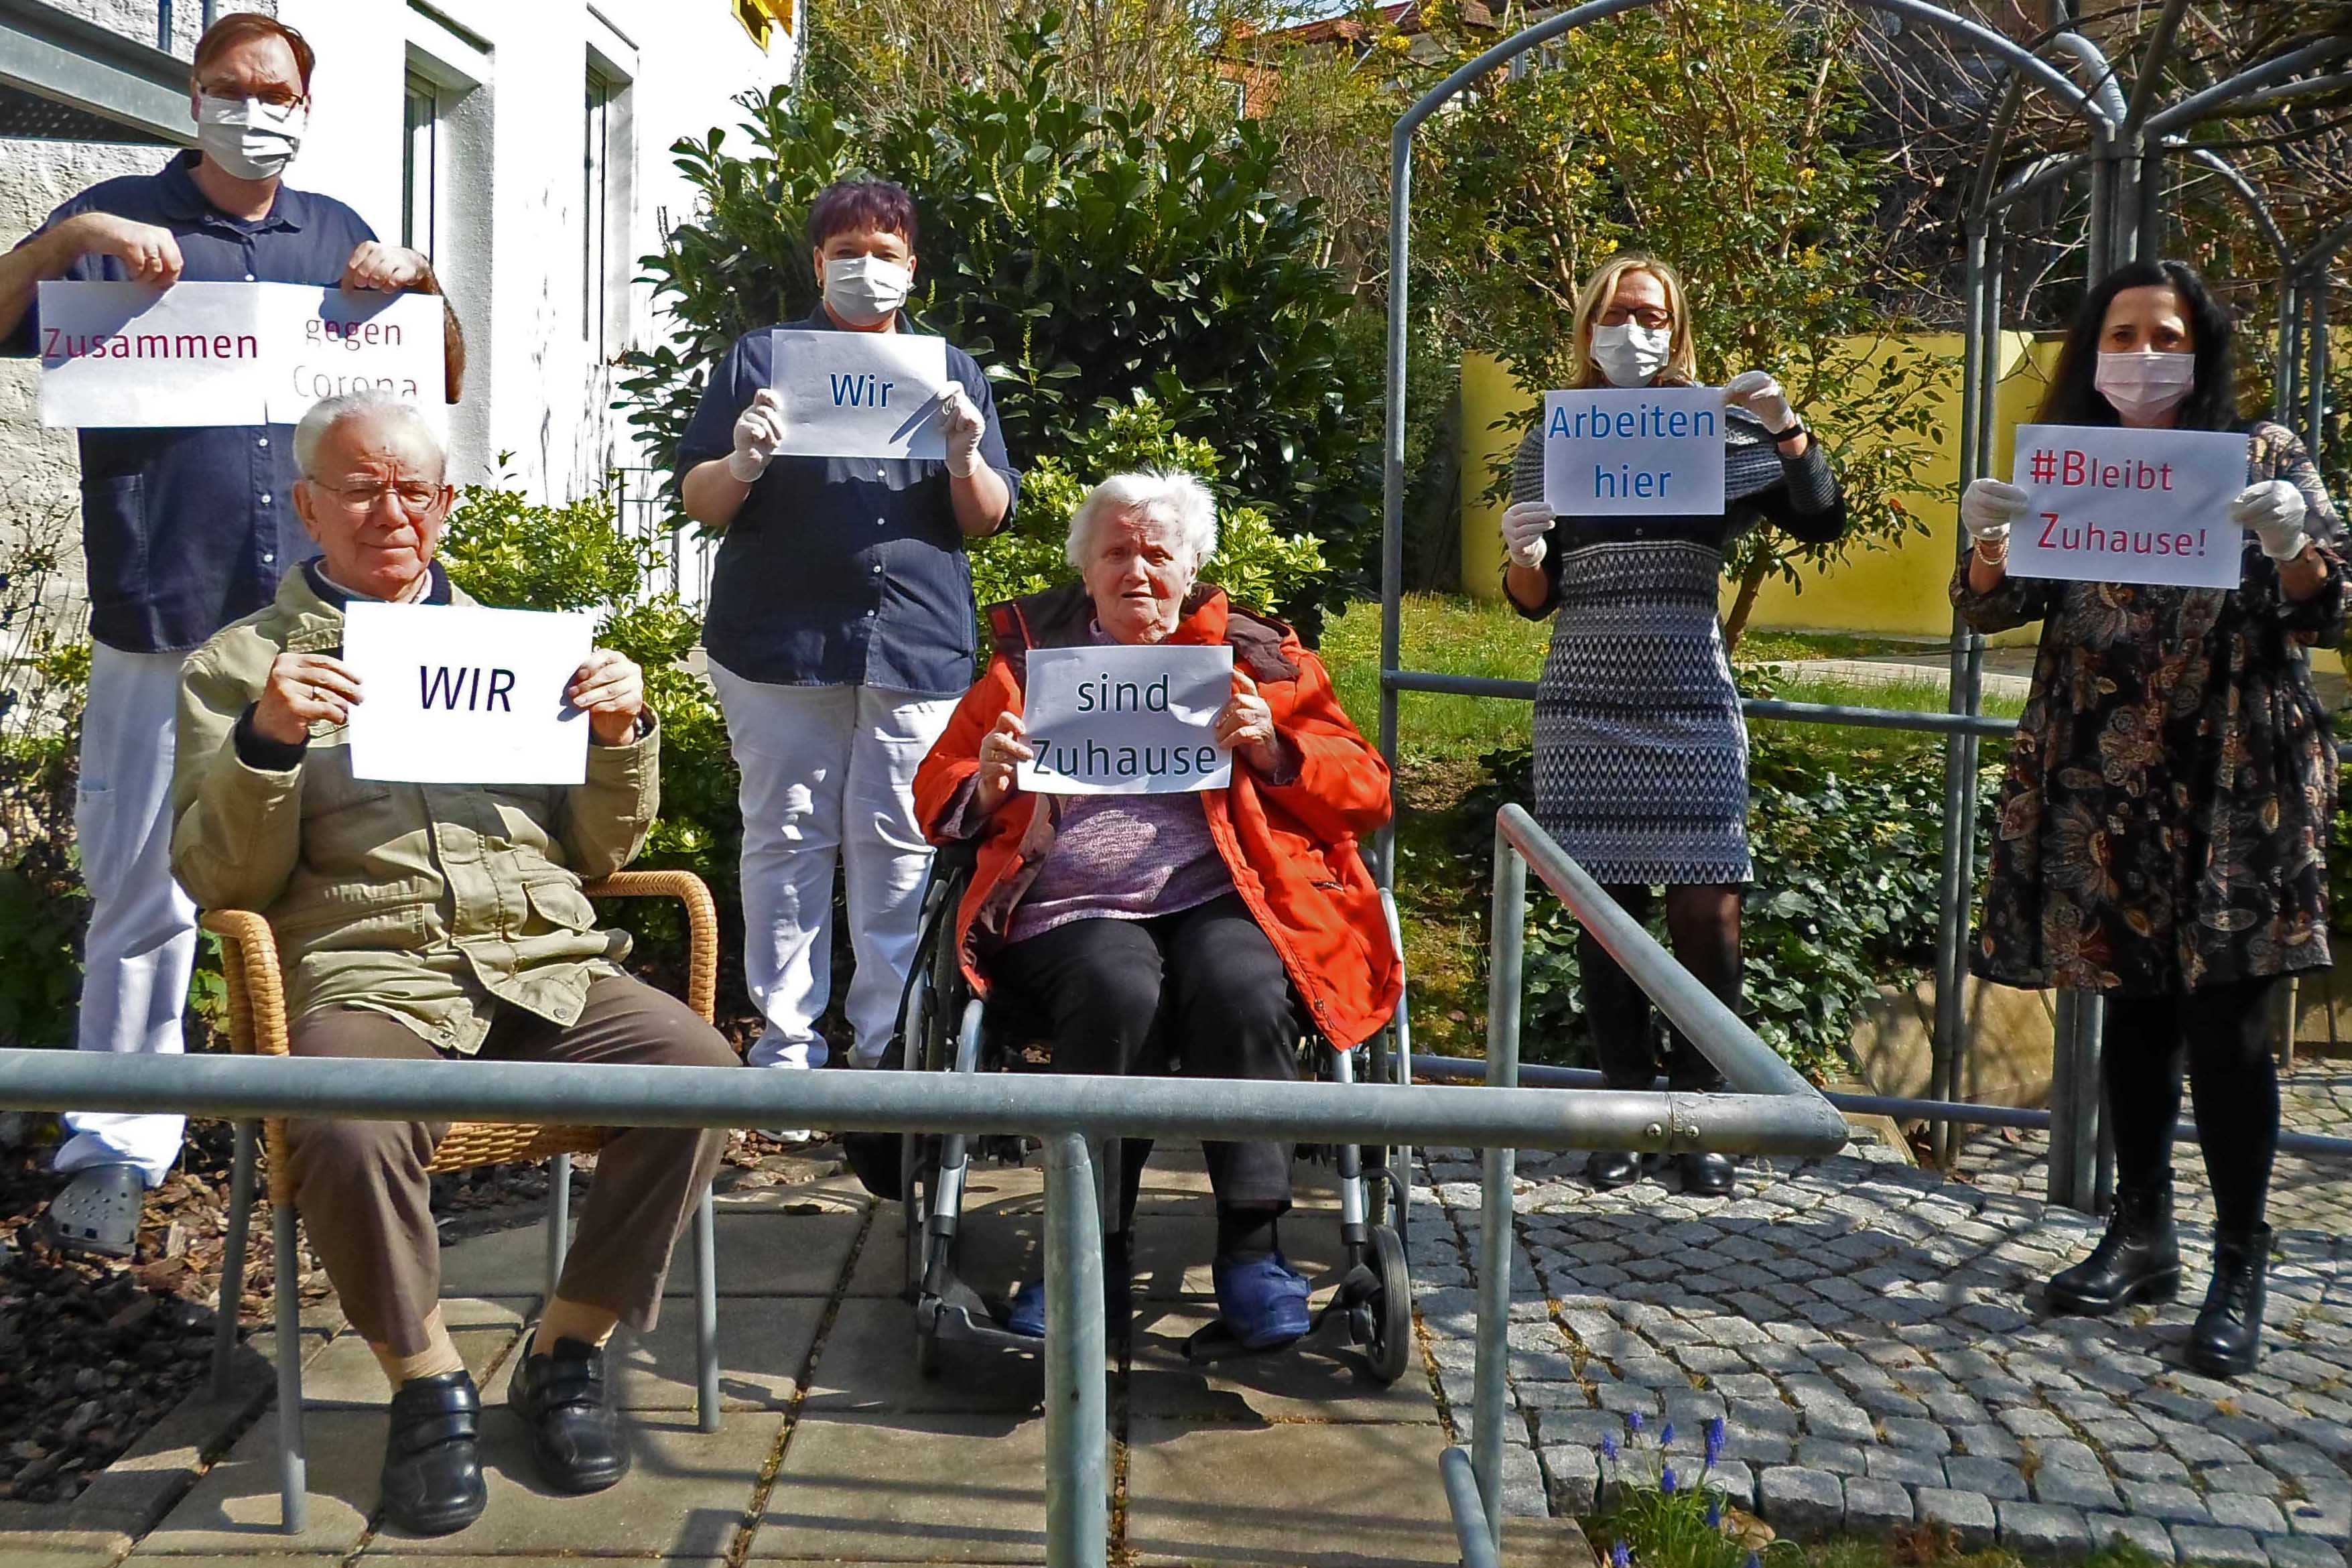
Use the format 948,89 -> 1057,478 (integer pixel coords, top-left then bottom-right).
584,70 -> 614,355
401,70 -> 439,258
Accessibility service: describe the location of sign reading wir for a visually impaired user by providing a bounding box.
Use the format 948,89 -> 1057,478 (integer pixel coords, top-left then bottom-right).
1017,645 -> 1234,796
2006,423 -> 2251,590
767,329 -> 951,462
342,603 -> 598,786
38,281 -> 445,430
1541,387 -> 1728,518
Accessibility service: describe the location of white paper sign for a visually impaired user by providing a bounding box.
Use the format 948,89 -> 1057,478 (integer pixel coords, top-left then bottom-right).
767,329 -> 951,461
2006,424 -> 2251,590
1017,645 -> 1234,796
38,281 -> 445,430
342,603 -> 598,785
1542,387 -> 1728,517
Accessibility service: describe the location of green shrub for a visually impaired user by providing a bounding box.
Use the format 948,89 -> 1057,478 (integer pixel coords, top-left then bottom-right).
619,15 -> 1374,620
1459,689 -> 2003,1080
0,509 -> 91,1047
970,397 -> 1328,631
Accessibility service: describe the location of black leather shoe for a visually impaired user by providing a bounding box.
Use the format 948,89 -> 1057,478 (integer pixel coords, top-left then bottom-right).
1585,1150 -> 1641,1189
1679,1151 -> 1736,1197
2046,1175 -> 2179,1315
2187,1224 -> 2272,1378
508,1336 -> 629,1494
380,1370 -> 486,1537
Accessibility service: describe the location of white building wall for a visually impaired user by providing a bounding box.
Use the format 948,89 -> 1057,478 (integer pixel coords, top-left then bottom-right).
2,0 -> 793,616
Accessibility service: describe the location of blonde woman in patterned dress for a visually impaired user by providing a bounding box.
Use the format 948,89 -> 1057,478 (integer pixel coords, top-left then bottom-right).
1955,258 -> 2343,1379
1499,254 -> 1846,1198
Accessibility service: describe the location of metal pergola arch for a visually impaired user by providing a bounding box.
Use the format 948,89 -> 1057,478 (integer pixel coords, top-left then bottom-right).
1374,0 -> 2350,1205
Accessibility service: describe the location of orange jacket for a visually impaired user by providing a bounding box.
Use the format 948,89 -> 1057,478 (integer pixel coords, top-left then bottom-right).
912,584 -> 1402,1047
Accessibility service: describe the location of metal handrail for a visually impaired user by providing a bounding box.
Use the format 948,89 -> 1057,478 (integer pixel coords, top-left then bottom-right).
0,1041 -> 1847,1568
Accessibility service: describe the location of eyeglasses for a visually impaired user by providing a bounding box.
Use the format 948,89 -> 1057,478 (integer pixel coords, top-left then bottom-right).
310,479 -> 446,513
1597,306 -> 1675,330
199,83 -> 308,109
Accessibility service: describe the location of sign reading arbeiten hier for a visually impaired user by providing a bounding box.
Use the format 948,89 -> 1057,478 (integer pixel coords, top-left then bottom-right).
2006,423 -> 2251,590
1541,387 -> 1728,518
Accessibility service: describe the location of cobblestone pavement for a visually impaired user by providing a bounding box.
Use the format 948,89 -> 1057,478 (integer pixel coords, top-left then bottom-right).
1955,1059 -> 2352,1237
1412,1135 -> 2352,1567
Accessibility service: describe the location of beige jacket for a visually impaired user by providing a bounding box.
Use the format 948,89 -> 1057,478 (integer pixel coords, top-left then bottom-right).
170,566 -> 660,1054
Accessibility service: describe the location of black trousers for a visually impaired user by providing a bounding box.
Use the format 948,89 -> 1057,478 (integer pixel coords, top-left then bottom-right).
992,893 -> 1301,1210
2103,975 -> 2282,1233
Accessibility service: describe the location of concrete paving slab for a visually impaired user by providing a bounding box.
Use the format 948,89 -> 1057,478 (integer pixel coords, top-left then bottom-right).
661,1211 -> 866,1297
371,1559 -> 724,1567
843,1203 -> 1044,1302
1125,1299 -> 1441,1423
137,1407 -> 381,1556
712,1168 -> 874,1216
436,1222 -> 560,1301
362,1409 -> 783,1558
747,1413 -> 1059,1562
1124,1418 -> 1457,1566
299,1297 -> 529,1409
0,1546 -> 134,1568
800,1299 -> 1044,1417
479,1299 -> 821,1413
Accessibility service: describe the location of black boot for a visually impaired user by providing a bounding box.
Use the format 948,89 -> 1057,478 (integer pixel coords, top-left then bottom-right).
2046,1175 -> 2180,1315
1679,1152 -> 1736,1197
2186,1225 -> 2272,1378
380,1370 -> 486,1537
1585,1150 -> 1640,1189
508,1336 -> 629,1493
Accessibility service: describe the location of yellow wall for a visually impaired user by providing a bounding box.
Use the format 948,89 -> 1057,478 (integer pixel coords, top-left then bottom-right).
1457,337 -> 2059,647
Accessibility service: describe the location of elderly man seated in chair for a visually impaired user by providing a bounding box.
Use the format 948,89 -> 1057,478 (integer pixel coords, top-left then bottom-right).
168,389 -> 739,1537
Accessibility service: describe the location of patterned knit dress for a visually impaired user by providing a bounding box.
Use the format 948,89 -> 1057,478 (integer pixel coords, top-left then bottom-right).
1508,409 -> 1845,885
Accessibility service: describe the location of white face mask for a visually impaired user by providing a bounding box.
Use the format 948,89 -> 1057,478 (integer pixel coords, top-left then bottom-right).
197,94 -> 306,182
1589,322 -> 1673,388
822,254 -> 914,328
2094,349 -> 2196,425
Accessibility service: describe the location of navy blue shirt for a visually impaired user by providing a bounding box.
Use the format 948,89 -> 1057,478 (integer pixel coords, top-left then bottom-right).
3,151 -> 379,653
675,310 -> 1021,696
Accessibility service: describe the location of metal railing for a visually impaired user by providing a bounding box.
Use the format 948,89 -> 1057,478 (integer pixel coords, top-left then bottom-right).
0,810 -> 1845,1567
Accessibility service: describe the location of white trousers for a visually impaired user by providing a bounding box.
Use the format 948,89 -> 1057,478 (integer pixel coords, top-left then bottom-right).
710,666 -> 956,1071
57,643 -> 198,1185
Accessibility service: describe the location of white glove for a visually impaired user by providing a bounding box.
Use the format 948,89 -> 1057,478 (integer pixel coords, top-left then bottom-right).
940,385 -> 986,478
727,388 -> 787,482
2231,479 -> 2309,562
1723,370 -> 1796,435
1961,477 -> 2028,547
1500,500 -> 1555,570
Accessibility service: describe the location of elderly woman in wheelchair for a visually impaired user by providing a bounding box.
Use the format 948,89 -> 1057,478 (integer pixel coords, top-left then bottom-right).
909,469 -> 1401,1356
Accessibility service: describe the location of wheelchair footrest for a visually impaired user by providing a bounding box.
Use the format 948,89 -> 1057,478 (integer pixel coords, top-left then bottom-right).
917,1279 -> 1045,1355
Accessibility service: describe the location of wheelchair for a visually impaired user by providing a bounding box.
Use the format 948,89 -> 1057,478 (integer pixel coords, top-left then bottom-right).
844,841 -> 1416,1384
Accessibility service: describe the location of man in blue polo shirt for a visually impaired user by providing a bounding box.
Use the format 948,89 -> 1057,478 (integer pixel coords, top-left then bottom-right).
677,179 -> 1016,1120
0,11 -> 460,1256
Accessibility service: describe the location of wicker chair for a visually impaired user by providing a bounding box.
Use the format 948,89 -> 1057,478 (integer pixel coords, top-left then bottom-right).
200,869 -> 726,1532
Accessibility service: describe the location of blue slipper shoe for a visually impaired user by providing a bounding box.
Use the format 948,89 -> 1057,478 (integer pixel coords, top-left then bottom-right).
1004,1279 -> 1047,1338
1212,1252 -> 1312,1352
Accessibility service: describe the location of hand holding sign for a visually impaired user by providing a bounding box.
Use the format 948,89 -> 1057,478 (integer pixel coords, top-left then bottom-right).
1214,671 -> 1289,778
255,650 -> 363,746
972,710 -> 1035,817
566,649 -> 646,746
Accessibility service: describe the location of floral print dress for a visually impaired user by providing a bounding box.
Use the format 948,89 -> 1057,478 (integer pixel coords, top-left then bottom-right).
1952,420 -> 2346,997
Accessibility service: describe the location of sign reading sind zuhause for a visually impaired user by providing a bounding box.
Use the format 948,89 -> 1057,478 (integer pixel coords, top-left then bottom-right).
1017,645 -> 1234,796
1541,387 -> 1729,518
767,328 -> 952,462
38,281 -> 445,431
342,603 -> 598,786
2006,423 -> 2251,590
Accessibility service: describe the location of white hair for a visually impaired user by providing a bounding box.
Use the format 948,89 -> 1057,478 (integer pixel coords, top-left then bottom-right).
291,391 -> 444,480
1065,469 -> 1218,574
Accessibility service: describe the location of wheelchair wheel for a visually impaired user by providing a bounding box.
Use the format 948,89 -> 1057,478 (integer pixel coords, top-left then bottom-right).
1363,1222 -> 1413,1385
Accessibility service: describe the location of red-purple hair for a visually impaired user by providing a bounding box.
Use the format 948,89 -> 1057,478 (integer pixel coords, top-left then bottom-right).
807,180 -> 918,251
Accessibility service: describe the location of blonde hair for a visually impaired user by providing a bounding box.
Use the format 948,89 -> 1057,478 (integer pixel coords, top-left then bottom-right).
1569,253 -> 1699,389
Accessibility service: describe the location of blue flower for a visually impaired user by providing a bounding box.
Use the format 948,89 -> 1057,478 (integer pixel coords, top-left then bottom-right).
1661,1466 -> 1679,1496
1707,1499 -> 1723,1530
1602,1434 -> 1619,1461
1660,1422 -> 1676,1449
1705,1416 -> 1727,1465
1612,1542 -> 1632,1568
1746,1553 -> 1762,1568
1626,1411 -> 1645,1434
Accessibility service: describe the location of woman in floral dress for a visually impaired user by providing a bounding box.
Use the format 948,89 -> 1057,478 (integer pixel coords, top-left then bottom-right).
1953,258 -> 2343,1378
